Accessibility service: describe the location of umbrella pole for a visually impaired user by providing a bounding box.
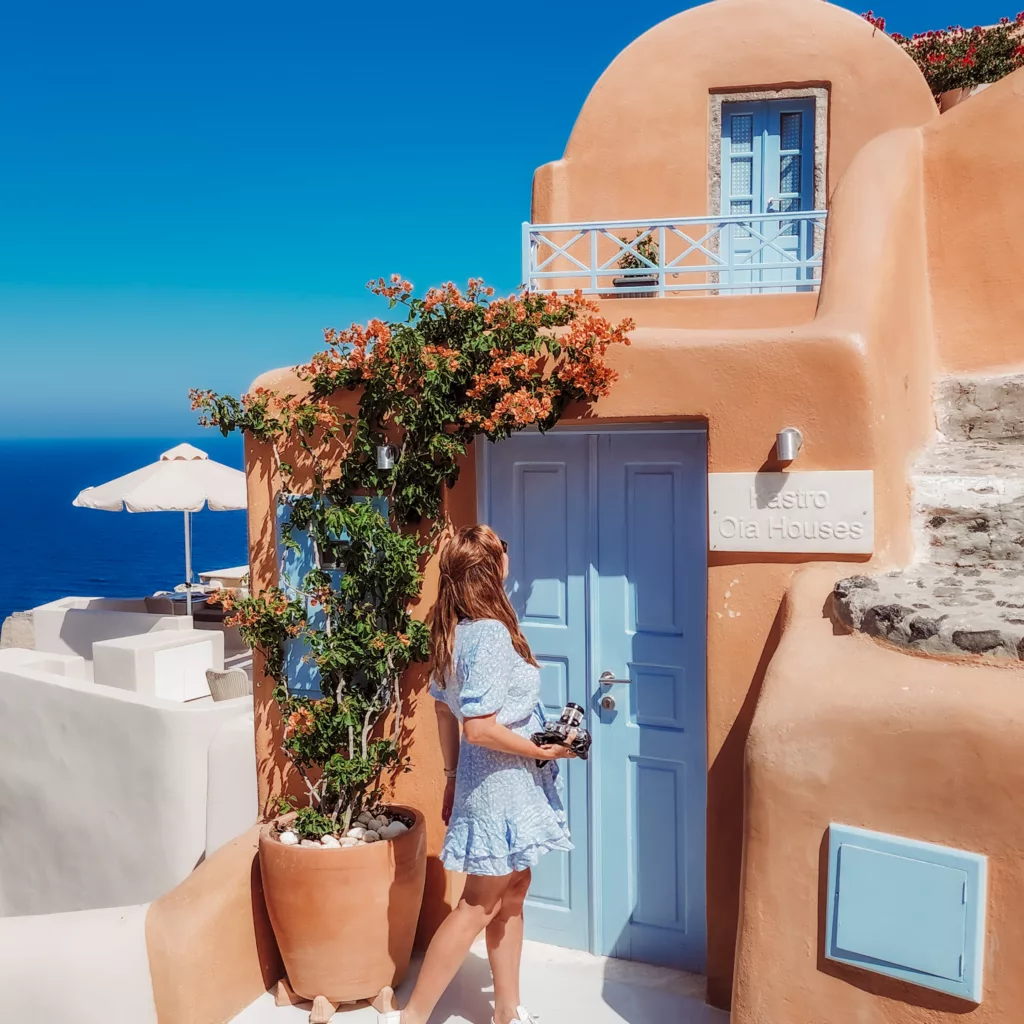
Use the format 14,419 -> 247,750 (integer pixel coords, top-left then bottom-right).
184,510 -> 193,616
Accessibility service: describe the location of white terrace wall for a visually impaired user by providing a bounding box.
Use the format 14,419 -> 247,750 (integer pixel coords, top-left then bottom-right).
33,596 -> 192,665
0,905 -> 158,1024
0,652 -> 254,916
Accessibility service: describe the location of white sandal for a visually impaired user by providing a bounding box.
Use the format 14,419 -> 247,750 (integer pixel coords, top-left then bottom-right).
493,1007 -> 539,1024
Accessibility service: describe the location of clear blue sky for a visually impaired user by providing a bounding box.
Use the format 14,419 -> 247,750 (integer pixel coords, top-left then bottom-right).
0,0 -> 1005,437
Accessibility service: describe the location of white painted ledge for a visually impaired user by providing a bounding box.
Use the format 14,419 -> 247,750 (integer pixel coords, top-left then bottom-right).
207,709 -> 258,855
0,904 -> 157,1024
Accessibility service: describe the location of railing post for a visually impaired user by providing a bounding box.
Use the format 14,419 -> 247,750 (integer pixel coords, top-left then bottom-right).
590,230 -> 598,294
521,222 -> 533,291
658,224 -> 666,298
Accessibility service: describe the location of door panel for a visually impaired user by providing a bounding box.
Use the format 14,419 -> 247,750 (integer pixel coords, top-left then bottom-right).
721,102 -> 764,293
761,99 -> 816,292
481,429 -> 707,969
593,433 -> 707,971
482,433 -> 591,951
722,97 -> 815,294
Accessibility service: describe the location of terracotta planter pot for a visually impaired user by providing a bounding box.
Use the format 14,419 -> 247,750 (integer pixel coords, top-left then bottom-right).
938,82 -> 992,113
259,807 -> 427,1004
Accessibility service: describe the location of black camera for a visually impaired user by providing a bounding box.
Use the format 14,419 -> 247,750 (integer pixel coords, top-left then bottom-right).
531,702 -> 592,767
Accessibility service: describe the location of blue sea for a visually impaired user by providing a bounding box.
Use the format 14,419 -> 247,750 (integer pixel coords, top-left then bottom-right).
0,436 -> 249,623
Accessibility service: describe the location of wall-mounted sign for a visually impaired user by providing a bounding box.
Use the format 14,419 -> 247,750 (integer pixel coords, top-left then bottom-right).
708,470 -> 874,553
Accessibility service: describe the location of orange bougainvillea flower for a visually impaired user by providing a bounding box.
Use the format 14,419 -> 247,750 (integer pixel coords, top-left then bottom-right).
284,707 -> 315,739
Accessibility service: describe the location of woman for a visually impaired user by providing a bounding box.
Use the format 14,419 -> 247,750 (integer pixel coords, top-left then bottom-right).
382,525 -> 575,1024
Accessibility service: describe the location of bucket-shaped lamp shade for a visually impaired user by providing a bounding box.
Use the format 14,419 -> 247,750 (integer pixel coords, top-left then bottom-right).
776,427 -> 803,463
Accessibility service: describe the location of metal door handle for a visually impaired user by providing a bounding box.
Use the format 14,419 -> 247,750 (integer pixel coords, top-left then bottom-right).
766,196 -> 780,212
599,671 -> 630,685
600,694 -> 616,711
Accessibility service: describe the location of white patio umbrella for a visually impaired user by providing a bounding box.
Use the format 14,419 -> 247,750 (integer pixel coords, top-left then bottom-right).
73,442 -> 247,614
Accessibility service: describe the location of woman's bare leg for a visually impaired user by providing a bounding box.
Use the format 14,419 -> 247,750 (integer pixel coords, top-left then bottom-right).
399,873 -> 513,1024
486,868 -> 531,1024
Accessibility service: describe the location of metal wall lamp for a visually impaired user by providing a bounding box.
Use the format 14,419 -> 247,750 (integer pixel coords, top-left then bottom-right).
776,427 -> 803,463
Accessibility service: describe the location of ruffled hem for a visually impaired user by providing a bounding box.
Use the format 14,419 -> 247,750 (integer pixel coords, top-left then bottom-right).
441,834 -> 574,876
440,801 -> 572,877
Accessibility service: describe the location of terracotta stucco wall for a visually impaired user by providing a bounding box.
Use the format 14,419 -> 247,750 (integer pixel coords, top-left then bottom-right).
146,826 -> 283,1024
924,68 -> 1024,372
733,567 -> 1024,1023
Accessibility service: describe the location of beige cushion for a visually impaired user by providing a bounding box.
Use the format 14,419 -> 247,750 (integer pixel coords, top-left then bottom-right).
144,595 -> 176,615
205,668 -> 252,702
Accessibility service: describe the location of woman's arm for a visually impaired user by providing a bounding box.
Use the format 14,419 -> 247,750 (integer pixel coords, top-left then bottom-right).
435,700 -> 461,772
463,712 -> 575,760
435,701 -> 461,824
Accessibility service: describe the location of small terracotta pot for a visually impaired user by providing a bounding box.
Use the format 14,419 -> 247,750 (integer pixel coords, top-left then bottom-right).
259,807 -> 427,1003
938,82 -> 992,113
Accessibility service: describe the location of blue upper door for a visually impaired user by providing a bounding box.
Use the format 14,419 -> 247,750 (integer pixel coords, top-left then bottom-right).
480,428 -> 707,972
721,97 -> 816,293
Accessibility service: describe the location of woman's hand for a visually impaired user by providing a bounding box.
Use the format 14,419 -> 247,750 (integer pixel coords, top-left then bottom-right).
534,726 -> 578,761
534,743 -> 577,760
441,777 -> 456,825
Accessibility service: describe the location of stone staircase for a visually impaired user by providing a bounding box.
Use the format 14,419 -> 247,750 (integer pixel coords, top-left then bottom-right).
833,374 -> 1024,661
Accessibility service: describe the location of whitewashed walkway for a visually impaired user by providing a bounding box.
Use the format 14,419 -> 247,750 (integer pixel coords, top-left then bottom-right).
232,939 -> 728,1024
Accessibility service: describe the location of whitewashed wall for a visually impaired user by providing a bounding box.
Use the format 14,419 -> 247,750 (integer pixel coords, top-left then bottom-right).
0,652 -> 253,916
0,905 -> 158,1023
32,596 -> 191,665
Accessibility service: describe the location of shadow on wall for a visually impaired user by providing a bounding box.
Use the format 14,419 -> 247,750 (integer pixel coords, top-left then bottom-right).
704,598 -> 783,1006
814,829 -> 979,1014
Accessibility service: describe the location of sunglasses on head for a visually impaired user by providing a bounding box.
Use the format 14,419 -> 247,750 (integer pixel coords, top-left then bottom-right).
499,538 -> 508,553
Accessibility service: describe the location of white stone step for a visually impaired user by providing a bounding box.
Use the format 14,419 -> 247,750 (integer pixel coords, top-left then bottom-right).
935,373 -> 1024,441
835,371 -> 1024,656
229,939 -> 725,1024
912,440 -> 1024,564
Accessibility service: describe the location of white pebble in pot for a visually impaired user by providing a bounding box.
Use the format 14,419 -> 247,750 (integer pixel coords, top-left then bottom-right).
340,837 -> 360,848
320,835 -> 341,849
278,831 -> 299,846
362,830 -> 380,843
345,827 -> 366,840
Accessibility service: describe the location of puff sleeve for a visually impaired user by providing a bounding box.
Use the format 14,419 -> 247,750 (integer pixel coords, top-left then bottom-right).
458,619 -> 515,719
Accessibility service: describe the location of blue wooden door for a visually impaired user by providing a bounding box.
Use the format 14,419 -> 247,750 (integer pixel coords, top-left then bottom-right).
591,432 -> 707,971
721,98 -> 815,293
482,432 -> 592,951
480,428 -> 707,971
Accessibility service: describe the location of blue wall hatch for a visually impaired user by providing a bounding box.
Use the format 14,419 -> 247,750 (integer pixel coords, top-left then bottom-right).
825,823 -> 986,1003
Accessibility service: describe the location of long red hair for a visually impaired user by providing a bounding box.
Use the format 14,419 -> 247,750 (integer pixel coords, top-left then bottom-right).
430,524 -> 537,686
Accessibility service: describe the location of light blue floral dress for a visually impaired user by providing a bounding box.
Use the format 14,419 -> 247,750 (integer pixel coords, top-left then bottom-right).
430,618 -> 573,876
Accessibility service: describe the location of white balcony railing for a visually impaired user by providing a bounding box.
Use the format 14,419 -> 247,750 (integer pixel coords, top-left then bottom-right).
523,211 -> 826,297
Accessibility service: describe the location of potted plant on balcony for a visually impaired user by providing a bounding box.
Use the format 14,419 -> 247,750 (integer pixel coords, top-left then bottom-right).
190,277 -> 633,1022
612,229 -> 660,297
